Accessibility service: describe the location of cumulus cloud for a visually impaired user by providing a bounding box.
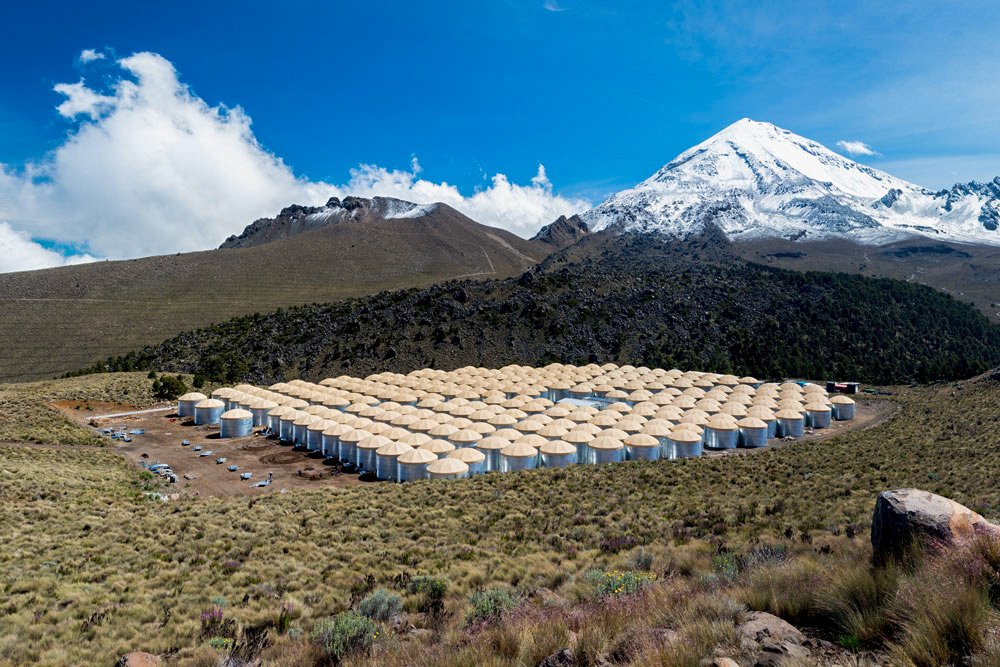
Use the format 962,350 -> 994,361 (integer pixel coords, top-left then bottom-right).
0,51 -> 589,273
79,49 -> 105,63
836,140 -> 881,157
0,222 -> 95,273
543,0 -> 567,10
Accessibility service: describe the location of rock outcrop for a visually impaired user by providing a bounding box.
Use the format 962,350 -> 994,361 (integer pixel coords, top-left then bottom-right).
116,652 -> 161,667
531,214 -> 590,248
871,488 -> 1000,563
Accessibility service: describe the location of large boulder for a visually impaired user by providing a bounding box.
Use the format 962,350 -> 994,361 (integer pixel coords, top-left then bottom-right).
871,488 -> 1000,563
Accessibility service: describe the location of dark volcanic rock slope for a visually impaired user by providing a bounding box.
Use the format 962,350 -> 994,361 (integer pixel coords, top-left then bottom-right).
90,235 -> 1000,386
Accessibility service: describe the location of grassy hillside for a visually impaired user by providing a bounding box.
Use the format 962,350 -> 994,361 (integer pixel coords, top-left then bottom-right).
4,373 -> 1000,664
89,236 -> 1000,385
0,205 -> 545,383
732,235 -> 1000,321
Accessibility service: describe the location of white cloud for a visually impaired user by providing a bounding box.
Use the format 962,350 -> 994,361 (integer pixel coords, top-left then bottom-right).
836,140 -> 881,157
79,49 -> 105,63
0,222 -> 95,273
543,0 -> 567,10
0,51 -> 590,273
52,80 -> 116,119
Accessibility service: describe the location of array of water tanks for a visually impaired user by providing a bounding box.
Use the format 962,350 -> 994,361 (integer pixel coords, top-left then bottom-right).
176,363 -> 857,482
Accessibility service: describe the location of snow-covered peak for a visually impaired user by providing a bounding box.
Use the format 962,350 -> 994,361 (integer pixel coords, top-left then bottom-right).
583,119 -> 1000,246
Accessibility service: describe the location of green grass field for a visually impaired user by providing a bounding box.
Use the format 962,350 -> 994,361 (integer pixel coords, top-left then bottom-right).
3,373 -> 1000,664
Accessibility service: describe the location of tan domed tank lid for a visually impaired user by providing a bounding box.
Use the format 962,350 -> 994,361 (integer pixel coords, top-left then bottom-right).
357,434 -> 391,451
449,429 -> 483,444
739,376 -> 759,385
669,429 -> 702,443
562,429 -> 595,444
775,409 -> 806,420
589,435 -> 624,450
448,447 -> 485,463
641,421 -> 672,437
830,395 -> 856,405
211,388 -> 234,398
294,413 -> 321,426
705,415 -> 738,430
475,436 -> 510,450
539,439 -> 576,455
193,398 -> 224,408
376,441 -> 413,457
515,434 -> 547,448
719,402 -> 748,416
322,422 -> 351,437
804,402 -> 832,412
268,405 -> 295,417
737,417 -> 767,429
339,428 -> 370,443
624,433 -> 659,447
428,423 -> 459,438
746,406 -> 776,420
427,458 -> 469,475
672,422 -> 703,435
501,442 -> 538,458
220,409 -> 252,420
398,447 -> 437,464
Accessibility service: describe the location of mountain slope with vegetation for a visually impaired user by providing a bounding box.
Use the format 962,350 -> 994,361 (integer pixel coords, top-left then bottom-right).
0,202 -> 548,383
84,235 -> 1000,385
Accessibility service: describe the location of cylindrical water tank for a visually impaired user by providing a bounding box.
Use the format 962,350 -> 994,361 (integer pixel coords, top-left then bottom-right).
397,447 -> 436,482
267,406 -> 292,434
279,410 -> 300,442
805,402 -> 832,429
193,398 -> 225,425
293,414 -> 319,446
475,436 -> 508,472
737,417 -> 768,448
746,406 -> 777,438
669,429 -> 703,458
587,436 -> 624,465
250,399 -> 278,427
307,419 -> 330,451
704,417 -> 738,450
219,409 -> 253,438
427,457 -> 469,480
775,409 -> 805,437
830,396 -> 856,421
563,430 -> 595,464
624,433 -> 660,461
356,435 -> 389,474
178,392 -> 208,418
448,447 -> 486,476
539,440 -> 576,468
375,441 -> 413,481
338,428 -> 369,467
500,442 -> 539,472
322,423 -> 349,458
448,429 -> 482,449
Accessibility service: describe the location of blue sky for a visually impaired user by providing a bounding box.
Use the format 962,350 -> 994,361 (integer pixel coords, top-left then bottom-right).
1,1 -> 999,270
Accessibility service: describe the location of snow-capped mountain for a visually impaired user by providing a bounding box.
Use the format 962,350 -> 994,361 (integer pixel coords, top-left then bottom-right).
582,119 -> 1000,245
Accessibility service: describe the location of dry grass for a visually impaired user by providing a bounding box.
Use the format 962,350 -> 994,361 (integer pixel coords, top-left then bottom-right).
0,372 -> 167,446
2,373 -> 1000,663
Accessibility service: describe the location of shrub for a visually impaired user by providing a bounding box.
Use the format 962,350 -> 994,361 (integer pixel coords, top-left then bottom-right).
151,375 -> 187,400
466,588 -> 517,625
356,588 -> 402,623
627,548 -> 654,572
408,575 -> 448,600
591,570 -> 657,598
310,611 -> 381,663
